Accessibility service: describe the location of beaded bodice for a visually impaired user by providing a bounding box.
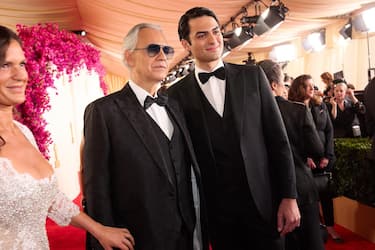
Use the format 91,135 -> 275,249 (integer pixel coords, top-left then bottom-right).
0,121 -> 79,249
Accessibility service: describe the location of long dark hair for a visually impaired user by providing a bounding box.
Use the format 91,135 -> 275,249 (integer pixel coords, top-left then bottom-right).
0,26 -> 22,64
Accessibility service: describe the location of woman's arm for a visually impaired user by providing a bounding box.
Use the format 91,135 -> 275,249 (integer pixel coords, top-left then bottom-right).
70,212 -> 135,250
47,190 -> 134,250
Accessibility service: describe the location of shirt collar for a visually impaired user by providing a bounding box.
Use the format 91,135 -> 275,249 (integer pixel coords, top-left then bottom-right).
194,61 -> 224,85
128,80 -> 161,107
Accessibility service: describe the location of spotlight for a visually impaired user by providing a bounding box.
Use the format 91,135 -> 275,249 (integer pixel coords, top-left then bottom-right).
254,2 -> 288,36
72,30 -> 86,36
339,20 -> 352,40
353,7 -> 375,32
264,4 -> 288,28
224,26 -> 254,50
269,43 -> 296,62
302,29 -> 326,52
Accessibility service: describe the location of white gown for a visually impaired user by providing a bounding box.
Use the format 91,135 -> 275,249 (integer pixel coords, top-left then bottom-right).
0,121 -> 80,250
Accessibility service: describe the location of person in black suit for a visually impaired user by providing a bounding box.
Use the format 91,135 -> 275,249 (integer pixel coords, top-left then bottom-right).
288,74 -> 341,243
326,80 -> 366,138
259,60 -> 325,250
83,23 -> 206,250
364,77 -> 375,162
168,7 -> 300,250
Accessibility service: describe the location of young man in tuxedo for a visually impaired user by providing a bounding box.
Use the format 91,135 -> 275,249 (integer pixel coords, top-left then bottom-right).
83,23 -> 206,250
168,7 -> 300,250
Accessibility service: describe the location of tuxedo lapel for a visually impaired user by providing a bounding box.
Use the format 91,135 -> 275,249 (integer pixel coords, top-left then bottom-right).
166,100 -> 202,177
185,73 -> 216,158
225,63 -> 245,137
115,84 -> 172,184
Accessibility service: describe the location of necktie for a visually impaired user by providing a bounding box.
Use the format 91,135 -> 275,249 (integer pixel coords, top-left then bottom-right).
144,93 -> 168,110
198,67 -> 225,84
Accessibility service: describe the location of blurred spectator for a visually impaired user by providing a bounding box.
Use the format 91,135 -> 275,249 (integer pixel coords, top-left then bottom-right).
289,74 -> 342,243
259,62 -> 325,250
327,80 -> 366,138
321,72 -> 334,97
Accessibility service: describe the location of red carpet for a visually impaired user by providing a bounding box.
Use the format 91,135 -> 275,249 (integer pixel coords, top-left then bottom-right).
325,224 -> 375,250
46,195 -> 375,250
46,194 -> 85,250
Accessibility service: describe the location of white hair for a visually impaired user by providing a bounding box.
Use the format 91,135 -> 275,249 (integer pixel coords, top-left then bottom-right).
122,23 -> 162,67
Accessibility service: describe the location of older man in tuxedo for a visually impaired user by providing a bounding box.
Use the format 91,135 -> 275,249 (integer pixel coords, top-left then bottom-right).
83,23 -> 206,250
168,7 -> 300,250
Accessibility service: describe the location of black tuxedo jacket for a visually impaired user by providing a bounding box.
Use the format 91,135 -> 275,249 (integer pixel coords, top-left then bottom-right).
168,63 -> 297,222
276,96 -> 324,205
83,84 -> 207,250
310,102 -> 335,171
364,80 -> 375,160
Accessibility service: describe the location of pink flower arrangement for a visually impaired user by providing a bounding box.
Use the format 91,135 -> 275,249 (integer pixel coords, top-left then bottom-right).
16,23 -> 107,158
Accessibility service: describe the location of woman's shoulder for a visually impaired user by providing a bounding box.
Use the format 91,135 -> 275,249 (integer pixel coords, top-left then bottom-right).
13,120 -> 38,148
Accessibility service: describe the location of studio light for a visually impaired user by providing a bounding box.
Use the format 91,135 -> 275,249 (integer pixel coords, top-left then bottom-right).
353,7 -> 375,32
219,0 -> 289,57
269,43 -> 296,62
224,26 -> 254,50
264,4 -> 288,28
302,29 -> 326,52
254,2 -> 288,36
339,19 -> 352,40
72,30 -> 86,36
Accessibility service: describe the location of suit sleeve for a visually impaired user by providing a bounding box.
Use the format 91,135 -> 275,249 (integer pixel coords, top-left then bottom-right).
321,103 -> 335,160
303,106 -> 324,158
257,66 -> 297,199
83,102 -> 114,248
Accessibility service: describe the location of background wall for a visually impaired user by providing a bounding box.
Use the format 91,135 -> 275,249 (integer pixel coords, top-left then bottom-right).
44,67 -> 104,199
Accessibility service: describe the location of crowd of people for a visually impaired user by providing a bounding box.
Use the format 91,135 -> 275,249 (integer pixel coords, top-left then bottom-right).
1,5 -> 374,250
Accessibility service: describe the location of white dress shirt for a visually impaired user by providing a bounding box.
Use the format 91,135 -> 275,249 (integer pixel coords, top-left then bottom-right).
128,81 -> 173,140
195,61 -> 226,117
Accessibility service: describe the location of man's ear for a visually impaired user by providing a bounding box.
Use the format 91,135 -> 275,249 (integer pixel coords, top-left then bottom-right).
271,82 -> 278,91
124,50 -> 133,67
181,39 -> 191,52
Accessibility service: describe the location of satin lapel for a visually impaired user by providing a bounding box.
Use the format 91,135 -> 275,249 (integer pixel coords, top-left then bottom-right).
115,84 -> 171,183
166,101 -> 201,179
186,73 -> 216,159
225,63 -> 245,137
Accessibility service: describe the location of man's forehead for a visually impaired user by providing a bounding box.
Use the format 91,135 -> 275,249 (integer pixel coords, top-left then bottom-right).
189,17 -> 219,32
137,28 -> 166,44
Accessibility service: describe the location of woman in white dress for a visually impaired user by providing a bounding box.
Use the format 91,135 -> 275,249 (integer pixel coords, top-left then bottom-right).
0,25 -> 135,250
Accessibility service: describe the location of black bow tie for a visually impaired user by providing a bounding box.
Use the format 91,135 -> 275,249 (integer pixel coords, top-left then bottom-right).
144,93 -> 168,110
198,67 -> 225,84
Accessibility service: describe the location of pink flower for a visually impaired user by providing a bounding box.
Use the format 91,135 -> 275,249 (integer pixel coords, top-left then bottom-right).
16,23 -> 107,158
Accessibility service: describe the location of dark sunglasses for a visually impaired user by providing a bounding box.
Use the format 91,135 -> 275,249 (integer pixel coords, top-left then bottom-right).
133,44 -> 174,59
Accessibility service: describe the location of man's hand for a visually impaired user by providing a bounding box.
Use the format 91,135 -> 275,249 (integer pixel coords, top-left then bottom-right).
277,198 -> 300,236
